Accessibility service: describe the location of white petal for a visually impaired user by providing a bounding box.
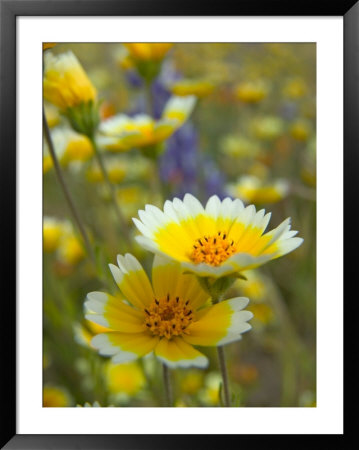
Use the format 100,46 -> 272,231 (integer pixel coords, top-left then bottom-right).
205,195 -> 221,219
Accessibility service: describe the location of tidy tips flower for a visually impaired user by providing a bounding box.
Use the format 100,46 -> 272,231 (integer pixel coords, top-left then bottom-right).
227,175 -> 289,205
133,194 -> 303,278
235,80 -> 269,104
98,96 -> 196,152
170,79 -> 215,98
85,254 -> 253,368
43,51 -> 97,111
43,127 -> 94,171
43,51 -> 99,137
124,43 -> 173,62
43,43 -> 56,51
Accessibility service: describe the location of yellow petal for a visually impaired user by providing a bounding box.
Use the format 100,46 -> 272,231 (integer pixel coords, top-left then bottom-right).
183,297 -> 252,346
152,255 -> 209,310
109,254 -> 155,309
92,332 -> 159,363
85,292 -> 145,332
154,337 -> 208,368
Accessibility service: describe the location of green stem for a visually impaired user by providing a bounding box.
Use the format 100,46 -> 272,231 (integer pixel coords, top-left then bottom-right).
90,138 -> 131,244
43,111 -> 96,266
162,363 -> 173,407
217,346 -> 231,407
212,292 -> 231,407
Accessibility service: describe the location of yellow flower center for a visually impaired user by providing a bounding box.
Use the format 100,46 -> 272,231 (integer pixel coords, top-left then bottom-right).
144,294 -> 194,339
190,231 -> 236,266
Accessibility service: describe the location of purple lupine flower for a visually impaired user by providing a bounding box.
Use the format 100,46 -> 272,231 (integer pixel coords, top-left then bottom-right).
279,101 -> 298,121
124,70 -> 144,89
201,157 -> 227,200
159,122 -> 200,198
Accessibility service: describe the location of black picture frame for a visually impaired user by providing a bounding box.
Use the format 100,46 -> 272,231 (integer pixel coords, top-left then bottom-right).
1,0 -> 355,448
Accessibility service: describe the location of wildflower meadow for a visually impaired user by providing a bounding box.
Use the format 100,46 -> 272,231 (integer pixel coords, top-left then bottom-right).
43,43 -> 316,408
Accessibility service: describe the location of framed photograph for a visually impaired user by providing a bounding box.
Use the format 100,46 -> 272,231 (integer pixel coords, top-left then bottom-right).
1,0 -> 354,448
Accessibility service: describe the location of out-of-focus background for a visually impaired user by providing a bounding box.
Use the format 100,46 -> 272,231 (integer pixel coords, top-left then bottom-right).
43,43 -> 316,407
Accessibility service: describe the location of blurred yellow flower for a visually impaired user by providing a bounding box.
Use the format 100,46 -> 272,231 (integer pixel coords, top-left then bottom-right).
58,231 -> 85,266
235,270 -> 267,302
235,80 -> 268,103
117,184 -> 144,203
43,51 -> 97,110
43,217 -> 63,253
248,303 -> 274,325
43,43 -> 56,51
86,160 -> 126,184
227,175 -> 289,205
43,385 -> 70,407
44,128 -> 94,171
199,373 -> 222,406
115,47 -> 135,70
220,135 -> 261,159
180,370 -> 204,395
252,116 -> 284,140
290,119 -> 312,141
44,103 -> 61,128
301,168 -> 316,187
283,78 -> 307,99
98,96 -> 196,152
170,79 -> 215,98
124,43 -> 173,62
43,217 -> 86,267
43,152 -> 54,174
248,162 -> 270,180
106,361 -> 145,396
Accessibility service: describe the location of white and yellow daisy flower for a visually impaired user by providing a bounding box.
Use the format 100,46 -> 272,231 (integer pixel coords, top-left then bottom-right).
98,96 -> 196,152
43,216 -> 64,253
234,80 -> 269,104
85,254 -> 253,369
132,194 -> 303,278
43,51 -> 97,110
124,43 -> 173,62
43,385 -> 71,407
227,175 -> 289,205
43,43 -> 56,51
44,127 -> 94,169
106,361 -> 145,396
169,78 -> 215,98
77,401 -> 102,407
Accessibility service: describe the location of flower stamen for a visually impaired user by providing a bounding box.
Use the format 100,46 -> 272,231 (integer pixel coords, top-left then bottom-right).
144,294 -> 194,339
190,232 -> 237,266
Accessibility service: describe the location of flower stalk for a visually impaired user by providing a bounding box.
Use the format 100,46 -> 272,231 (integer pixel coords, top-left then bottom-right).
162,363 -> 173,407
89,137 -> 132,244
211,291 -> 231,407
43,111 -> 96,266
